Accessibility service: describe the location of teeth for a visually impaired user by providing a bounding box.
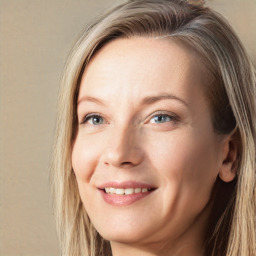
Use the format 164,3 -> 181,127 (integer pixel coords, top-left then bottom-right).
104,187 -> 150,195
109,188 -> 116,194
125,188 -> 134,195
135,188 -> 141,193
116,188 -> 125,195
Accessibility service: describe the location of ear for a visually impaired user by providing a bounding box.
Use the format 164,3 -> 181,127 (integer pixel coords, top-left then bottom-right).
218,129 -> 239,182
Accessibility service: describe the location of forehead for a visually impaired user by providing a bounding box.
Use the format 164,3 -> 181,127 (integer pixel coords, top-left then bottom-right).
79,37 -> 211,106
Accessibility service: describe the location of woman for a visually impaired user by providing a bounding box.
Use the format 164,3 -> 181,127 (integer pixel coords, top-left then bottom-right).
51,0 -> 256,255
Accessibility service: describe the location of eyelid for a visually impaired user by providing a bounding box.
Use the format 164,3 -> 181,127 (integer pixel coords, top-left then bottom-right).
147,111 -> 179,123
80,113 -> 105,125
79,110 -> 180,126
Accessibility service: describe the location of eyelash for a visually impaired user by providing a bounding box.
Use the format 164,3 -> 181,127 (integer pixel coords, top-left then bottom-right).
149,113 -> 178,124
80,112 -> 179,126
81,113 -> 105,125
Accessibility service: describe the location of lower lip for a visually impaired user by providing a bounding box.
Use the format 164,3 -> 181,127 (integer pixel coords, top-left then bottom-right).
99,190 -> 152,206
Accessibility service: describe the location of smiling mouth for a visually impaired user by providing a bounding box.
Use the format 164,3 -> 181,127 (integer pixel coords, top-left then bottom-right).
98,181 -> 157,205
103,187 -> 154,195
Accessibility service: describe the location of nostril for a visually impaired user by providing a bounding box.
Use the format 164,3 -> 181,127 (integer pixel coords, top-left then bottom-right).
122,162 -> 132,165
102,145 -> 144,168
121,161 -> 135,167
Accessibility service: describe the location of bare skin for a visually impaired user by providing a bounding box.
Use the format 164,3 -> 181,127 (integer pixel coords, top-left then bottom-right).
72,37 -> 237,256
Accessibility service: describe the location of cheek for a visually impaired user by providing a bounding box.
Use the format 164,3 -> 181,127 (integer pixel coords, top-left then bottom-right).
71,135 -> 102,184
147,129 -> 220,204
71,136 -> 102,212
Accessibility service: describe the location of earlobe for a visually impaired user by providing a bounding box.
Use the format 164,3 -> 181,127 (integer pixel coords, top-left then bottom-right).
218,130 -> 239,182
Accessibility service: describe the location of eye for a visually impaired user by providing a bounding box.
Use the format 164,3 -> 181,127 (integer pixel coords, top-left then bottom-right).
149,114 -> 177,124
81,114 -> 105,125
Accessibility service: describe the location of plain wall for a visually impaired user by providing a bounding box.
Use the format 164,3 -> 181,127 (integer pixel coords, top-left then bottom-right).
0,0 -> 255,255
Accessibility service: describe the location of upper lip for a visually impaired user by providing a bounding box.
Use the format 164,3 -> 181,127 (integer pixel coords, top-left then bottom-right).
98,181 -> 156,189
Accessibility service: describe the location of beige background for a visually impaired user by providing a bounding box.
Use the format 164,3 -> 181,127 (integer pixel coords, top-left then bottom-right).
0,0 -> 255,255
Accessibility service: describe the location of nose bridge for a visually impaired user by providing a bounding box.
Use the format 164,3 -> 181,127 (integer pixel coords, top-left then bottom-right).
103,123 -> 143,168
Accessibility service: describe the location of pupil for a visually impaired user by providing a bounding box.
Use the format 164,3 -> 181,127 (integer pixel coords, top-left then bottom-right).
93,117 -> 101,124
156,115 -> 164,122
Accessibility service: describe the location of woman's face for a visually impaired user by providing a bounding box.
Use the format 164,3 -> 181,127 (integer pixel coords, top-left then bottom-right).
72,38 -> 226,251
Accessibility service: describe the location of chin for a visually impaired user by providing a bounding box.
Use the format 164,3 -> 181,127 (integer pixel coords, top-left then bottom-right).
96,222 -> 156,244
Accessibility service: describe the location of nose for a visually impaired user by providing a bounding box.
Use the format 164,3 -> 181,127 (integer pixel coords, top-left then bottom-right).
101,126 -> 144,168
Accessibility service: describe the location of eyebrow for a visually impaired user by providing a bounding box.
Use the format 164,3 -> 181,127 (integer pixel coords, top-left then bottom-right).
77,93 -> 188,108
141,93 -> 188,107
77,96 -> 106,106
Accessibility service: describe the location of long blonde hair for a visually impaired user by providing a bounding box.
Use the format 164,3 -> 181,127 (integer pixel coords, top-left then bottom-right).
51,1 -> 256,255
